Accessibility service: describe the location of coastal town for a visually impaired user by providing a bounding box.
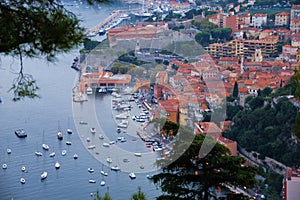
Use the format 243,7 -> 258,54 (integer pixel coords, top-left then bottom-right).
70,0 -> 300,199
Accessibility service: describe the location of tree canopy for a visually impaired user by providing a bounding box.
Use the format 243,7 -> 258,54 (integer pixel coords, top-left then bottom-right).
0,0 -> 105,101
153,132 -> 257,200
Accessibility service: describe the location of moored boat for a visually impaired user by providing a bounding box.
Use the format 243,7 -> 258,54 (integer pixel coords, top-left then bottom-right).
55,161 -> 60,169
100,180 -> 105,186
20,178 -> 26,184
134,153 -> 142,157
88,168 -> 94,173
7,148 -> 11,154
73,154 -> 78,159
129,172 -> 136,179
99,134 -> 104,139
15,129 -> 27,138
89,179 -> 96,183
57,131 -> 63,140
66,141 -> 72,145
100,170 -> 108,176
103,143 -> 109,147
110,165 -> 120,171
90,128 -> 96,134
87,145 -> 96,149
49,152 -> 55,157
35,151 -> 43,156
67,128 -> 73,134
106,157 -> 112,164
2,163 -> 7,169
61,150 -> 67,156
21,166 -> 26,172
41,171 -> 47,180
42,144 -> 49,150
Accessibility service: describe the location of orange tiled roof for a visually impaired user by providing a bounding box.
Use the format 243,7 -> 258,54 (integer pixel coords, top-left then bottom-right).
275,12 -> 290,16
253,13 -> 267,17
292,5 -> 300,10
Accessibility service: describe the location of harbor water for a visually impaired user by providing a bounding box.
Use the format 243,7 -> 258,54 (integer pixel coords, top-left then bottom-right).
0,1 -> 161,199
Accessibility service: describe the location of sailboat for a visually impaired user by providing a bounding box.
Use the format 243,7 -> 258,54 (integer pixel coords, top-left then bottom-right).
57,121 -> 63,140
55,161 -> 60,169
67,117 -> 73,134
41,130 -> 50,150
20,178 -> 26,184
100,180 -> 106,186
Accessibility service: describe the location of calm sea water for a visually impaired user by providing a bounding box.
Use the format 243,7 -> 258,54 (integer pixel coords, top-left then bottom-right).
0,1 -> 160,199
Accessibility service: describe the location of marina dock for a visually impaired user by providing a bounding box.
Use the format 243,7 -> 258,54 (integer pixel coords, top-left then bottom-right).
85,8 -> 141,36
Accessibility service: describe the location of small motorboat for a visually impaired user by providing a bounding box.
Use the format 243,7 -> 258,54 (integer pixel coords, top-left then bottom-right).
106,157 -> 112,164
100,170 -> 108,176
134,153 -> 142,157
88,168 -> 94,173
20,178 -> 26,184
73,154 -> 78,159
35,151 -> 43,156
111,165 -> 120,171
67,128 -> 73,134
49,152 -> 56,157
42,144 -> 49,150
109,141 -> 115,145
86,137 -> 91,142
57,131 -> 63,140
87,145 -> 96,149
21,166 -> 26,172
55,161 -> 60,169
100,180 -> 105,186
146,174 -> 153,179
129,172 -> 136,179
61,150 -> 67,156
99,134 -> 104,139
66,141 -> 72,145
41,171 -> 47,180
2,163 -> 7,169
103,143 -> 109,147
89,179 -> 96,183
7,148 -> 12,154
90,128 -> 96,134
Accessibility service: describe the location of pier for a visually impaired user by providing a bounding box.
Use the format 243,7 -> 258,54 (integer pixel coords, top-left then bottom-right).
85,8 -> 141,36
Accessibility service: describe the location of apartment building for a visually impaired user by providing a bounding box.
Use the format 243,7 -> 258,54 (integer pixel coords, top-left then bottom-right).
205,38 -> 277,59
275,12 -> 290,26
251,13 -> 267,28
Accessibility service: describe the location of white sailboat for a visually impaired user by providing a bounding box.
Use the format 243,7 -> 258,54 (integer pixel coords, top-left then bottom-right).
57,121 -> 63,140
2,163 -> 7,169
42,130 -> 50,150
67,117 -> 73,134
21,166 -> 26,172
55,161 -> 60,169
6,148 -> 11,154
20,178 -> 26,184
61,150 -> 67,156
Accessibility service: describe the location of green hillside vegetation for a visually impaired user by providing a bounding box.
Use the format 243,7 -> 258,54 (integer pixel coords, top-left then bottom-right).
224,96 -> 299,166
